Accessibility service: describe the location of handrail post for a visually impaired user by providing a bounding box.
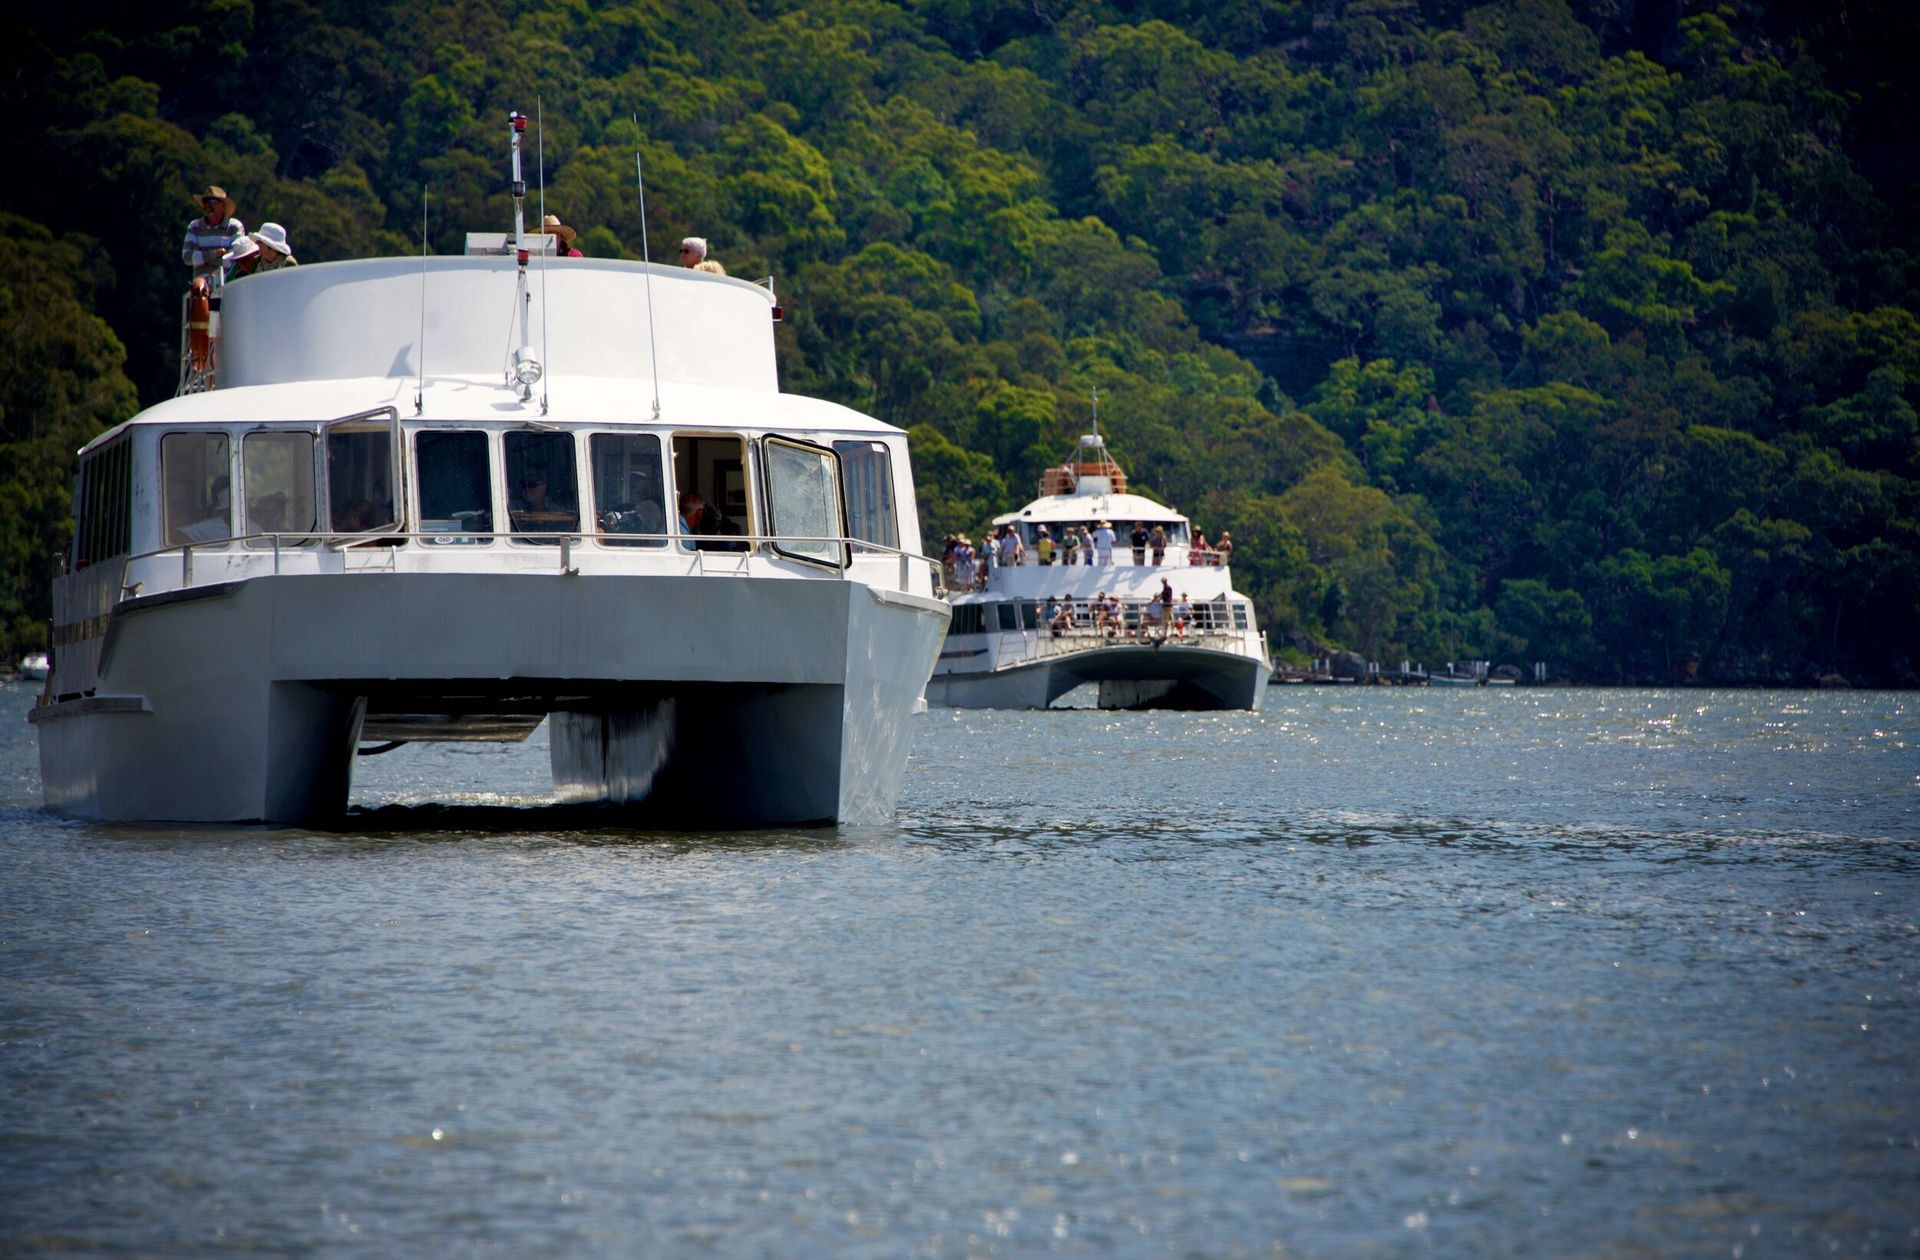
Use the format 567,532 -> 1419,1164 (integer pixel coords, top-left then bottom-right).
899,551 -> 909,591
182,546 -> 193,588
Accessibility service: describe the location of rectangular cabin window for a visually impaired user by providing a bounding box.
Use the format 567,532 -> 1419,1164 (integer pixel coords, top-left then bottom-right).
951,605 -> 985,635
996,603 -> 1018,631
107,440 -> 131,560
590,433 -> 668,547
243,431 -> 317,546
762,437 -> 846,568
72,442 -> 132,570
325,414 -> 397,534
163,432 -> 232,546
1233,603 -> 1249,629
504,431 -> 579,542
832,440 -> 897,549
671,434 -> 749,550
415,430 -> 493,543
1021,601 -> 1040,630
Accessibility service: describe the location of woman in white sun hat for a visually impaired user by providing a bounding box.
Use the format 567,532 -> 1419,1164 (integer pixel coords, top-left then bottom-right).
251,222 -> 298,270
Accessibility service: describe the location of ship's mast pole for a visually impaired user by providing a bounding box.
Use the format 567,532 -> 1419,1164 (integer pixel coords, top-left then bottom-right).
508,111 -> 529,252
508,110 -> 534,397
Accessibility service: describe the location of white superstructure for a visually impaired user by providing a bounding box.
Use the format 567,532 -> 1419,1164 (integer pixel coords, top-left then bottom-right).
926,434 -> 1270,710
30,156 -> 947,825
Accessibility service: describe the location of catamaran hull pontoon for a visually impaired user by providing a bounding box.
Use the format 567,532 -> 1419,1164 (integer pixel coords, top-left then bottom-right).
33,573 -> 944,824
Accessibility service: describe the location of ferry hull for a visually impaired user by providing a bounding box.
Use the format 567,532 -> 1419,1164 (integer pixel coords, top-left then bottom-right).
31,573 -> 946,826
926,643 -> 1269,712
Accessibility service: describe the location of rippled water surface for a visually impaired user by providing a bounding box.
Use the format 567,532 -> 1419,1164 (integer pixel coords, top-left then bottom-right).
2,683 -> 1916,1256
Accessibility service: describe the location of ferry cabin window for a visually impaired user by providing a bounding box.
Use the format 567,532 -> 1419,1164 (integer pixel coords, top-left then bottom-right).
762,437 -> 845,567
950,605 -> 985,635
163,432 -> 232,546
504,431 -> 579,541
996,603 -> 1018,631
415,430 -> 493,542
242,432 -> 317,547
75,438 -> 131,569
325,423 -> 396,533
1232,603 -> 1249,629
590,433 -> 667,547
832,440 -> 897,549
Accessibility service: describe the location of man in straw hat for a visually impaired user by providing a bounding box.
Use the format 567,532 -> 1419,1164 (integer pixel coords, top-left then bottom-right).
537,214 -> 583,257
183,185 -> 246,287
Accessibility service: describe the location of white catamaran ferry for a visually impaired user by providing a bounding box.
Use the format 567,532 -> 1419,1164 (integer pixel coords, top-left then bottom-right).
926,432 -> 1271,710
29,115 -> 948,825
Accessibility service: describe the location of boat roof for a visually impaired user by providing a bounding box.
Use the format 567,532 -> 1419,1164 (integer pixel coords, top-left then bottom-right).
994,490 -> 1186,528
83,375 -> 901,455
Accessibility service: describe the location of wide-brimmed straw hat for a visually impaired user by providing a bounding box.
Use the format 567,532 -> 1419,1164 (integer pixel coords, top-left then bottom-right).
196,185 -> 235,217
538,214 -> 577,243
253,222 -> 292,255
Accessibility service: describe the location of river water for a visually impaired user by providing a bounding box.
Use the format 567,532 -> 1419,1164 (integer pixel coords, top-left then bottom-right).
1,682 -> 1915,1256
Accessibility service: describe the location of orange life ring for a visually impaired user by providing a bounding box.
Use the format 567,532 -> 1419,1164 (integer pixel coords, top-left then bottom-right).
188,290 -> 211,370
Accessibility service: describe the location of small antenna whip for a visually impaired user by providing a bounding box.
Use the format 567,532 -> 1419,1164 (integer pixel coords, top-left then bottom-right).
633,114 -> 662,423
416,184 -> 428,416
536,97 -> 550,414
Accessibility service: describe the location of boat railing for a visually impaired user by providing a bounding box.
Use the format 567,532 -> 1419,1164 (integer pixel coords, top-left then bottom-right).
982,598 -> 1258,668
958,554 -> 1232,591
115,531 -> 943,602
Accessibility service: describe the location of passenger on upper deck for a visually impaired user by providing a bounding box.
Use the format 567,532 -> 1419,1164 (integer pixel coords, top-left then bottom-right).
1215,531 -> 1233,567
1150,524 -> 1167,566
252,223 -> 297,270
1035,526 -> 1054,565
1130,523 -> 1149,566
1061,528 -> 1079,566
1190,530 -> 1209,566
680,237 -> 711,268
222,233 -> 262,283
1092,521 -> 1115,566
996,525 -> 1023,568
183,185 -> 245,287
538,215 -> 584,258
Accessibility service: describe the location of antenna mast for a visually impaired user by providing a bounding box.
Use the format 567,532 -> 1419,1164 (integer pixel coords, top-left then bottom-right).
633,115 -> 663,423
536,98 -> 550,415
415,185 -> 428,416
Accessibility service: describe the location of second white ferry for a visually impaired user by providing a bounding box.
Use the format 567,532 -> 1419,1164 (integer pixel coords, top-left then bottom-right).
926,432 -> 1271,710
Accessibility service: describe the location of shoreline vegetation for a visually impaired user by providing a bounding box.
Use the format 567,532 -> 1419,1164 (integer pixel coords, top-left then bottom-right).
3,1 -> 1915,687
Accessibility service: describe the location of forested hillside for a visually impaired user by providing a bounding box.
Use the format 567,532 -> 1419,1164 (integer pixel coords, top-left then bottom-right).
4,0 -> 1916,684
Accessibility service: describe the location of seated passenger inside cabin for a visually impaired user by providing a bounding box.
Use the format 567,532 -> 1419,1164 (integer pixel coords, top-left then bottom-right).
509,469 -> 576,534
601,470 -> 667,538
249,491 -> 288,534
178,475 -> 233,543
678,491 -> 745,551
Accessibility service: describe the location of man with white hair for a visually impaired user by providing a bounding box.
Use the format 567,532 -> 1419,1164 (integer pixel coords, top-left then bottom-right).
678,237 -> 708,267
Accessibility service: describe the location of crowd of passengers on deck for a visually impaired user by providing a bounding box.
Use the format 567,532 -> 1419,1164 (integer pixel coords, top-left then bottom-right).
939,520 -> 1233,591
